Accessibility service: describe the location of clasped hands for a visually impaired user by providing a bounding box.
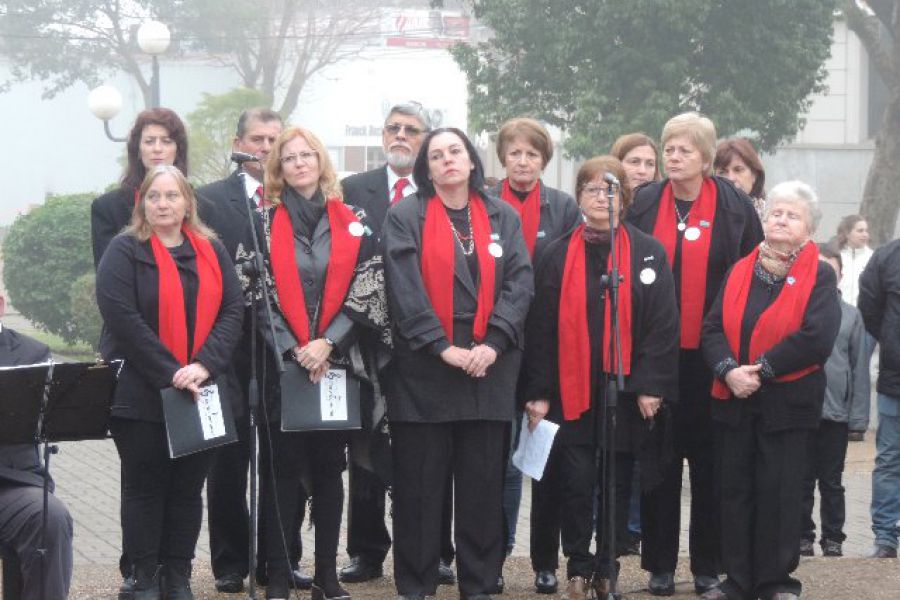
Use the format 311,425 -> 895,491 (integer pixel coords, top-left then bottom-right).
172,362 -> 211,397
724,363 -> 763,398
440,344 -> 497,378
293,338 -> 333,383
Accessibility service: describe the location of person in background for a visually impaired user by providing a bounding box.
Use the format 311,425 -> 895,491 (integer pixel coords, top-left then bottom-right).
0,292 -> 74,600
858,232 -> 900,559
799,244 -> 870,558
833,215 -> 873,308
96,165 -> 244,600
700,180 -> 840,600
611,133 -> 660,192
492,116 -> 581,595
713,138 -> 767,221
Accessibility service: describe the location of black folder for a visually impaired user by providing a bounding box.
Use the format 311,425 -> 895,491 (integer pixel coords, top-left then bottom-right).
280,362 -> 361,432
161,382 -> 238,458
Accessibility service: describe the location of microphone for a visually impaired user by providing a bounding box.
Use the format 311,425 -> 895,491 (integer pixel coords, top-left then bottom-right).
603,172 -> 621,187
231,151 -> 260,164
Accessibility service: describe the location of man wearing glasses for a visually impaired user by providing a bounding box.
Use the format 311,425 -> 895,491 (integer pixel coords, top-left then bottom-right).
339,102 -> 456,587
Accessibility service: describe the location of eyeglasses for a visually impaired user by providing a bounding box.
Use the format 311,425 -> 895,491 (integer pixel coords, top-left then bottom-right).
581,185 -> 608,197
280,151 -> 318,166
384,123 -> 424,137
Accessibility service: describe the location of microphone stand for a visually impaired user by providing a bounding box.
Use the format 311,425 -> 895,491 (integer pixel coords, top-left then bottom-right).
599,180 -> 625,600
238,164 -> 285,600
36,361 -> 57,600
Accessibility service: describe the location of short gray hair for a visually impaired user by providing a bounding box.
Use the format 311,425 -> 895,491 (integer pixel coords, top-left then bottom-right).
765,180 -> 822,234
385,101 -> 432,131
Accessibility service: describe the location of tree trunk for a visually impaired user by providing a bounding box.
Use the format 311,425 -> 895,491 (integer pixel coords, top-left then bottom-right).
860,91 -> 900,245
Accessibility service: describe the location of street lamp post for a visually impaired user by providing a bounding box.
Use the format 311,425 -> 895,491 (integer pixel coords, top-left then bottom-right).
88,20 -> 171,141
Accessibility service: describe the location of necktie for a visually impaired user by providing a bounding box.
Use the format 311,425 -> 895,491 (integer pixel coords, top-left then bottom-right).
392,177 -> 409,204
255,185 -> 270,211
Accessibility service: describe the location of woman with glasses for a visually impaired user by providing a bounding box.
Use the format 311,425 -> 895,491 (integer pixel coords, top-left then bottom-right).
625,112 -> 763,596
521,156 -> 679,600
242,127 -> 378,600
383,127 -> 533,600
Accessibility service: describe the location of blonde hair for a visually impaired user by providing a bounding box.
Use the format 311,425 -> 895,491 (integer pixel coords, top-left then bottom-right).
126,165 -> 214,241
265,127 -> 342,204
661,112 -> 717,176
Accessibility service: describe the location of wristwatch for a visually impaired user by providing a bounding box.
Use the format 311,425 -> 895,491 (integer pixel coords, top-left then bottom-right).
323,337 -> 335,348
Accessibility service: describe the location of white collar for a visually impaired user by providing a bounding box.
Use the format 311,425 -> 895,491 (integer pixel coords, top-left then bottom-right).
241,172 -> 262,200
386,166 -> 416,198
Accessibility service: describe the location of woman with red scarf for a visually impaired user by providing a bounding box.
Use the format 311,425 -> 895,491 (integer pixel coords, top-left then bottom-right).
96,165 -> 244,599
492,116 -> 581,594
521,156 -> 679,600
700,181 -> 840,600
243,127 -> 378,600
626,112 -> 763,596
383,127 -> 533,600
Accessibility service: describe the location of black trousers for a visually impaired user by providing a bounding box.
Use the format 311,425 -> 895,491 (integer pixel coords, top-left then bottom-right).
263,427 -> 345,585
110,418 -> 211,573
0,485 -> 73,600
716,412 -> 809,600
530,439 -> 563,572
346,457 -> 455,564
641,352 -> 719,577
801,419 -> 849,544
391,420 -> 505,597
556,444 -> 634,579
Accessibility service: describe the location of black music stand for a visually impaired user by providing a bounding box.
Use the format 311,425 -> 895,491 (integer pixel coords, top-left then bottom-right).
0,360 -> 119,600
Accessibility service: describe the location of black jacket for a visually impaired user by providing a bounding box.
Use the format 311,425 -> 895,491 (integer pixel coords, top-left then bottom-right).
96,233 -> 244,422
521,223 -> 679,448
488,179 -> 582,267
859,238 -> 900,398
341,166 -> 393,235
702,259 -> 841,431
0,327 -> 52,489
383,192 -> 534,423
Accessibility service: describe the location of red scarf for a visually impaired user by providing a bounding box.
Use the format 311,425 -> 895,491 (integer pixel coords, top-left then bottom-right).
653,178 -> 717,349
500,179 -> 541,257
270,199 -> 362,346
711,241 -> 821,400
150,228 -> 223,366
421,192 -> 496,343
558,224 -> 633,421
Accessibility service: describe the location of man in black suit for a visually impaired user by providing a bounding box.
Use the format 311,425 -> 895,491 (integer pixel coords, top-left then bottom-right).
0,292 -> 74,600
339,102 -> 456,586
199,108 -> 315,594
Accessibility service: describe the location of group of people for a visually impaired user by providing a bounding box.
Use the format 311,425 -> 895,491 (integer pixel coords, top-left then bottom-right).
3,97 -> 896,600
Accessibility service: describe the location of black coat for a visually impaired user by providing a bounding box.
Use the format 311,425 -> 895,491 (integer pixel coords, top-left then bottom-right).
383,192 -> 534,423
95,233 -> 244,422
521,223 -> 679,448
341,166 -> 393,235
488,178 -> 582,267
858,238 -> 900,398
0,327 -> 52,489
701,259 -> 841,431
91,186 -> 218,268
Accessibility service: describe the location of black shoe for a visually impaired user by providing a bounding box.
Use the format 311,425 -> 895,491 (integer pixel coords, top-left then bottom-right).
397,596 -> 425,600
119,576 -> 136,600
486,574 -> 504,594
338,556 -> 383,583
162,562 -> 194,600
534,570 -> 558,594
870,544 -> 898,558
215,573 -> 244,593
438,559 -> 456,585
132,565 -> 162,600
311,582 -> 351,600
799,538 -> 814,557
699,587 -> 729,600
821,539 -> 843,557
648,572 -> 675,596
694,575 -> 720,594
292,568 -> 314,589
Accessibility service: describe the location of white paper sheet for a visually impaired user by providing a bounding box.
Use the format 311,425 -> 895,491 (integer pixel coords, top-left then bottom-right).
197,384 -> 226,440
320,369 -> 349,421
511,413 -> 559,481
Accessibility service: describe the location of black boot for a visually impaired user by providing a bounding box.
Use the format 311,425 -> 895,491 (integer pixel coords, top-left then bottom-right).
132,564 -> 162,600
311,559 -> 350,600
162,560 -> 194,600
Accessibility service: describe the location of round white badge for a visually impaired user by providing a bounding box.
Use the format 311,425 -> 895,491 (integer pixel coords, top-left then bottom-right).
488,242 -> 503,258
684,226 -> 701,241
639,267 -> 657,285
348,221 -> 365,237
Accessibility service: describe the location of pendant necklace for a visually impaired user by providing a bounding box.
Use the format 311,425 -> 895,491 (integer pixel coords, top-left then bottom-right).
674,200 -> 691,232
450,204 -> 475,256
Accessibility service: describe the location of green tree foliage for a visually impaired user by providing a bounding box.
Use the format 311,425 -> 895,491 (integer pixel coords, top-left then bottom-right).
2,194 -> 94,344
187,87 -> 271,185
449,0 -> 837,157
69,271 -> 102,351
